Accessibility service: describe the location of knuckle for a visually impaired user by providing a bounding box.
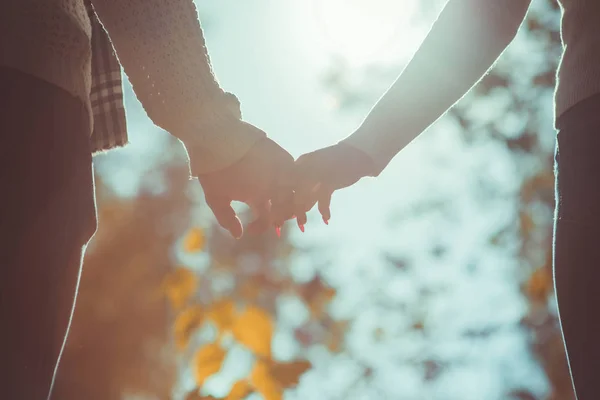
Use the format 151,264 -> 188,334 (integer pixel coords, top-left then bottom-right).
295,154 -> 311,166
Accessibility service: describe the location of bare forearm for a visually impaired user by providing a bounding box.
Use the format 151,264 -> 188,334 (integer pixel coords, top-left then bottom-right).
344,0 -> 531,174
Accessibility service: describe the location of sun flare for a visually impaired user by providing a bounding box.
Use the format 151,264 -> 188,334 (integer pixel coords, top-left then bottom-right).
310,0 -> 421,66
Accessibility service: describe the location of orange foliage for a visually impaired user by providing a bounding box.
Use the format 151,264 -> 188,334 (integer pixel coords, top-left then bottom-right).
179,294 -> 314,399
268,360 -> 312,388
206,299 -> 236,331
174,305 -> 204,350
251,360 -> 282,400
225,380 -> 253,400
165,237 -> 335,399
527,267 -> 553,303
162,267 -> 199,310
193,343 -> 227,386
157,204 -> 345,400
231,305 -> 274,358
184,227 -> 206,252
53,168 -> 193,399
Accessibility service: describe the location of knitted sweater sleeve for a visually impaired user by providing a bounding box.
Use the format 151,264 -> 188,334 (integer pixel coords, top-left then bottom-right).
90,0 -> 265,174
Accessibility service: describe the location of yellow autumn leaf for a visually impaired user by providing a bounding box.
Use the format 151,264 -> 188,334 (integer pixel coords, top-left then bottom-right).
206,299 -> 236,332
173,305 -> 204,350
225,380 -> 253,400
161,267 -> 198,310
269,360 -> 312,389
184,227 -> 206,253
250,360 -> 281,400
193,343 -> 226,386
231,305 -> 273,358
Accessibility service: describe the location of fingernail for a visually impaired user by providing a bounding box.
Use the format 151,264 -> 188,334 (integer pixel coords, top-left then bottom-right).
299,224 -> 305,233
275,226 -> 281,237
323,216 -> 329,225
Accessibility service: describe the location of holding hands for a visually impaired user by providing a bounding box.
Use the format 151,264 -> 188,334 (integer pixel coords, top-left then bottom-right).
286,143 -> 377,229
197,133 -> 377,238
196,131 -> 296,239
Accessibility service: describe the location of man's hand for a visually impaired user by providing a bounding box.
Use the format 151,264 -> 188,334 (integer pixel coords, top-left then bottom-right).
286,143 -> 377,228
197,132 -> 295,239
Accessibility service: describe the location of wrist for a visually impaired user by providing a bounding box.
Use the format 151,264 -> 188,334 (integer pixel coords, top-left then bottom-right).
182,118 -> 267,177
167,92 -> 265,176
339,131 -> 387,177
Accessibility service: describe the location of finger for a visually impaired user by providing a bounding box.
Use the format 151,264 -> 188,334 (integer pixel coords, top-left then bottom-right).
271,190 -> 295,229
317,188 -> 333,224
206,195 -> 243,239
292,162 -> 321,228
247,199 -> 272,235
267,147 -> 296,227
270,179 -> 295,228
293,180 -> 319,228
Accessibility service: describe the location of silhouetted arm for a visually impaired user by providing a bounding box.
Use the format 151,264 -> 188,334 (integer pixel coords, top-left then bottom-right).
343,0 -> 532,174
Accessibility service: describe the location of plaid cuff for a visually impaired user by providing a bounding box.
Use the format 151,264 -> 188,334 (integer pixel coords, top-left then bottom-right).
87,1 -> 129,153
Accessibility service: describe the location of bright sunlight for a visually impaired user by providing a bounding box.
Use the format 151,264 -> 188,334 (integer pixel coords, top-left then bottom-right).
309,0 -> 422,66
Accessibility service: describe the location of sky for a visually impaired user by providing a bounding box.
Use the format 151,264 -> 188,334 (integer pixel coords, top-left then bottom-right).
95,1 -> 553,398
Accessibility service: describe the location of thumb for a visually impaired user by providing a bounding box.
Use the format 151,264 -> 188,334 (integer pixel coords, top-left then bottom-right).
206,194 -> 243,239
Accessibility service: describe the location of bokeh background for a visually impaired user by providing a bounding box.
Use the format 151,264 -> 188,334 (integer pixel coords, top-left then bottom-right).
53,0 -> 573,399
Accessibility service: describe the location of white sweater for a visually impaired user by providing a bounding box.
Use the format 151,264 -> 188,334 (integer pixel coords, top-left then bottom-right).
0,0 -> 265,174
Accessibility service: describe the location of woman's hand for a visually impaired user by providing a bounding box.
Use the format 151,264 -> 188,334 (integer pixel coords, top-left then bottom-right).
283,143 -> 378,229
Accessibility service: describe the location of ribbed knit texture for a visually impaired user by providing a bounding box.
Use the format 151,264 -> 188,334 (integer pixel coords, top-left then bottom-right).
555,0 -> 600,120
0,0 -> 265,174
0,0 -> 93,123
